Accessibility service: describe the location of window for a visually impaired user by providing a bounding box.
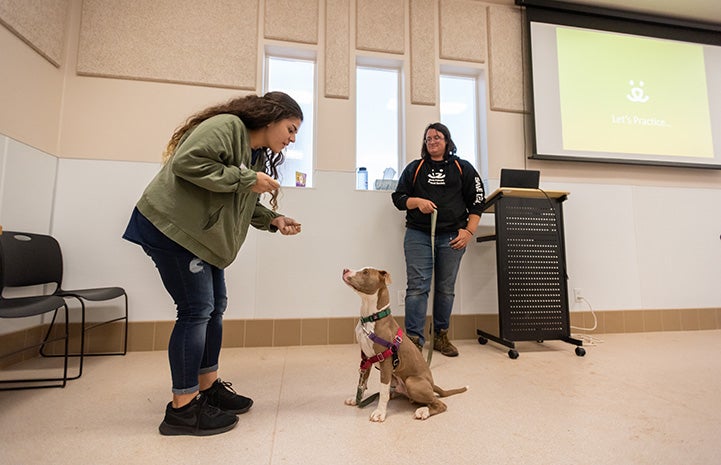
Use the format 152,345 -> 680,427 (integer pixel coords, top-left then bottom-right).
439,73 -> 488,180
265,55 -> 316,187
356,65 -> 401,190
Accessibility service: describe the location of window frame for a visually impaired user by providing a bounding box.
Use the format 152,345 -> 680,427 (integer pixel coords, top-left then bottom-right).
355,57 -> 404,191
263,47 -> 317,188
439,66 -> 489,185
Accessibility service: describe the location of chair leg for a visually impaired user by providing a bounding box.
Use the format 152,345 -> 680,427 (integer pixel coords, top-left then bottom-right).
122,293 -> 128,355
0,305 -> 70,391
74,293 -> 128,358
39,293 -> 128,379
39,301 -> 83,380
77,298 -> 86,377
59,305 -> 70,387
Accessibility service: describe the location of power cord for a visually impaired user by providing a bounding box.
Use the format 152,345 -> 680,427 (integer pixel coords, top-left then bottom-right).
519,3 -> 530,164
570,296 -> 604,346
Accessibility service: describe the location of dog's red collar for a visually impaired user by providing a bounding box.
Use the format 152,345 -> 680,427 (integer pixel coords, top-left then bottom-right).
360,306 -> 391,324
359,327 -> 403,371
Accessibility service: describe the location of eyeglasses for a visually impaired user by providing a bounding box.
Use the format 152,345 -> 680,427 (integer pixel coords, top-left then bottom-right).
425,135 -> 445,144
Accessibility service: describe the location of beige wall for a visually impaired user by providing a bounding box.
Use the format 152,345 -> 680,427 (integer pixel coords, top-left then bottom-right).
2,0 -> 720,188
0,24 -> 63,154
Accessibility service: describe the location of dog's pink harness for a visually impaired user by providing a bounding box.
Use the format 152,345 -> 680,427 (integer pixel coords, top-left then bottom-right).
355,307 -> 403,408
359,326 -> 403,371
358,307 -> 403,371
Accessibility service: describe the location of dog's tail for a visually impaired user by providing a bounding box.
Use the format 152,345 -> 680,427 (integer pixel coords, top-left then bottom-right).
433,385 -> 468,397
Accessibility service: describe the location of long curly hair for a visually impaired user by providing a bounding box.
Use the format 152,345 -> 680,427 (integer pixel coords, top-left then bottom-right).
162,91 -> 303,210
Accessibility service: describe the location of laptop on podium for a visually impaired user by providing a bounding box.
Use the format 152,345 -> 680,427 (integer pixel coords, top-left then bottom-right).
499,168 -> 540,189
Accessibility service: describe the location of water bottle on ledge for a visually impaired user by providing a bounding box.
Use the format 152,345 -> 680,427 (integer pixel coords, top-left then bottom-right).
356,167 -> 368,190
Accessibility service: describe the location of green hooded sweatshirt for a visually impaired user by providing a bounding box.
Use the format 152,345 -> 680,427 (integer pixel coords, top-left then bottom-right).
136,114 -> 280,269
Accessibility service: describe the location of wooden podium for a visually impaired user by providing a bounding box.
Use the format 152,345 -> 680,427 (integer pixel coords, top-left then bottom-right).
476,188 -> 585,359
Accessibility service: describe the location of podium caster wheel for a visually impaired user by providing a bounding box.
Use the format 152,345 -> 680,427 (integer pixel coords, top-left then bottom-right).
575,347 -> 586,357
478,336 -> 488,345
508,349 -> 519,359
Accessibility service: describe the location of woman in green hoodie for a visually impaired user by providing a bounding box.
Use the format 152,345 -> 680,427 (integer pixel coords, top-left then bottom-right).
123,91 -> 303,436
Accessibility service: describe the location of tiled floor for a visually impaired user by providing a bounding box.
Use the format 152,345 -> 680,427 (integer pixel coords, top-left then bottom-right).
1,330 -> 721,465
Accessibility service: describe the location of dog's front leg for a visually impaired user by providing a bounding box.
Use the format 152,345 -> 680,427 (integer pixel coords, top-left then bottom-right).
369,361 -> 393,422
369,382 -> 390,422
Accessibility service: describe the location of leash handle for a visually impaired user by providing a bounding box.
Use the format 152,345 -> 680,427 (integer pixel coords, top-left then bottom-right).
357,392 -> 380,408
355,371 -> 380,408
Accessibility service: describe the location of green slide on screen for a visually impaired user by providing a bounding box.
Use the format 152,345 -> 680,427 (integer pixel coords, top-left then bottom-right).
556,27 -> 714,158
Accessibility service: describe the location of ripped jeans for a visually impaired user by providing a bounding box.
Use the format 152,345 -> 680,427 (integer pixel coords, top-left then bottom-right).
123,208 -> 227,395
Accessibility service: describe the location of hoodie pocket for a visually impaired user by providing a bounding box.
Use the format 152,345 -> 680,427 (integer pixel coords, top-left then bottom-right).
203,205 -> 224,230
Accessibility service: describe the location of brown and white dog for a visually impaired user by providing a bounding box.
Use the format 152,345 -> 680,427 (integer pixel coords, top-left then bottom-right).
342,267 -> 467,421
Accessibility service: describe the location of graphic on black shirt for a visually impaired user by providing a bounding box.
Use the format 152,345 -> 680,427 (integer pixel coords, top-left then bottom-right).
427,168 -> 446,185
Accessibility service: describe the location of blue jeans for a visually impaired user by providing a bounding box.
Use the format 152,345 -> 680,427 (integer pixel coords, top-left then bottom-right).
403,228 -> 465,346
123,209 -> 227,395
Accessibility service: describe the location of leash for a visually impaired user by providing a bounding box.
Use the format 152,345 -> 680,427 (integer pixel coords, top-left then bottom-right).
355,376 -> 379,408
425,209 -> 437,366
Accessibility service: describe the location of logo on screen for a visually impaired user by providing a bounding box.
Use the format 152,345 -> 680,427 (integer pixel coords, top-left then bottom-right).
627,80 -> 649,103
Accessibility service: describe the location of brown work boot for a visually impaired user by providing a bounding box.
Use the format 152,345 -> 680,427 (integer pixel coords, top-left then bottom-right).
433,329 -> 459,357
407,335 -> 423,352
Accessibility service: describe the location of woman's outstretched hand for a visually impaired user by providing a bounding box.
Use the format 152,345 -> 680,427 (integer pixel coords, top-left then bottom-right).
271,216 -> 302,235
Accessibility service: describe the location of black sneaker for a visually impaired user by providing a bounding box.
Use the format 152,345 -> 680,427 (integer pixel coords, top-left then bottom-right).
201,379 -> 254,414
158,393 -> 238,436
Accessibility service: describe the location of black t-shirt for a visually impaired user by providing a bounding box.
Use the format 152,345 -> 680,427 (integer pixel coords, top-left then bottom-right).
391,155 -> 485,234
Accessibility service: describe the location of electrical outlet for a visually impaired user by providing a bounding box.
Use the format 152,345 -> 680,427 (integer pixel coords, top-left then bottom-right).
573,288 -> 583,302
397,290 -> 406,306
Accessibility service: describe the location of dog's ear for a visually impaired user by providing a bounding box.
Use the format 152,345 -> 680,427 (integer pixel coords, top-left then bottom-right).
380,270 -> 392,285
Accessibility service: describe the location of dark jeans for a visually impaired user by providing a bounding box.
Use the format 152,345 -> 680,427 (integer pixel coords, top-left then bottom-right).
403,227 -> 465,346
124,208 -> 227,395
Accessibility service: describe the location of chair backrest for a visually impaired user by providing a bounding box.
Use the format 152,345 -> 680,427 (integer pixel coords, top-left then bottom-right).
0,231 -> 63,294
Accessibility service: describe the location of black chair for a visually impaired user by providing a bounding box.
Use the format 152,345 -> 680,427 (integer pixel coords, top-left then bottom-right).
4,231 -> 128,380
1,232 -> 71,390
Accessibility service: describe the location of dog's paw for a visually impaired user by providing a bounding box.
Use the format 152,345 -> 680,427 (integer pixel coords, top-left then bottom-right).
345,397 -> 358,406
414,407 -> 430,420
369,409 -> 386,422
